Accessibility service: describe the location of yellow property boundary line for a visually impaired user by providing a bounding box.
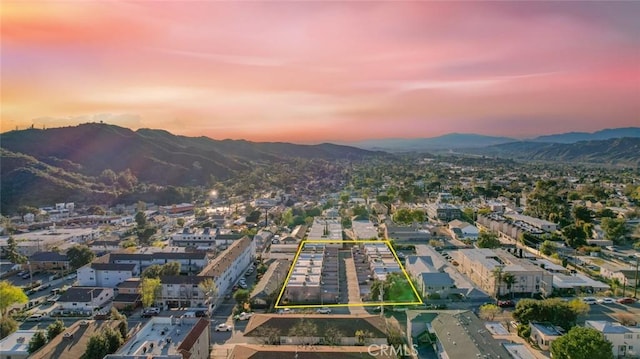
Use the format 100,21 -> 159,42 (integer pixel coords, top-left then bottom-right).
274,240 -> 423,308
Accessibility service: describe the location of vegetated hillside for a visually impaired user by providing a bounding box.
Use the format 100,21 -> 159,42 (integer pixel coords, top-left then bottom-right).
348,133 -> 516,152
0,123 -> 381,212
531,127 -> 640,143
477,137 -> 640,166
1,123 -> 379,185
1,149 -> 115,210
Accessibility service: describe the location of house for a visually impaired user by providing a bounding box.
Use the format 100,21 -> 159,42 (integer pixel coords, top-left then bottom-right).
199,236 -> 255,296
106,317 -> 209,359
29,320 -> 122,359
158,275 -> 215,309
250,260 -> 289,308
529,322 -> 564,350
243,314 -> 389,346
112,278 -> 141,310
77,262 -> 139,287
385,224 -> 431,242
56,287 -> 114,314
28,251 -> 69,271
426,204 -> 462,222
448,220 -> 479,241
586,320 -> 640,358
0,330 -> 38,359
415,272 -> 455,299
229,344 -> 397,359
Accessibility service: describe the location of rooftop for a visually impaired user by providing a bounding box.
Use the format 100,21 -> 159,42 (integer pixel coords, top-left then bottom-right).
29,320 -> 121,359
199,236 -> 252,277
229,344 -> 397,359
0,330 -> 37,355
115,317 -> 208,357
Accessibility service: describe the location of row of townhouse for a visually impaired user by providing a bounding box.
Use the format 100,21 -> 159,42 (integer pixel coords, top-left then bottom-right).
109,248 -> 209,274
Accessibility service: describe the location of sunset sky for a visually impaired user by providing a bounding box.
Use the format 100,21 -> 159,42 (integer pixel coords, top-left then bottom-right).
2,1 -> 639,143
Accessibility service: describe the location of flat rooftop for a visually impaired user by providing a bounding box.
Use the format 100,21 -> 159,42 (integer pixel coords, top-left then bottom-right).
116,317 -> 203,357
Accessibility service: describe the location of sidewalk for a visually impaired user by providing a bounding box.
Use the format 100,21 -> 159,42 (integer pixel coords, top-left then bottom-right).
344,256 -> 367,314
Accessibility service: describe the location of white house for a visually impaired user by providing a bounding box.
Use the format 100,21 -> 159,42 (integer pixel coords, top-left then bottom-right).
77,262 -> 139,287
448,220 -> 480,240
586,321 -> 640,358
56,287 -> 114,313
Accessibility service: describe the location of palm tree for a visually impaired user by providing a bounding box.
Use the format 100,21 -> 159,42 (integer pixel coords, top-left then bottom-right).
501,272 -> 517,299
491,266 -> 504,300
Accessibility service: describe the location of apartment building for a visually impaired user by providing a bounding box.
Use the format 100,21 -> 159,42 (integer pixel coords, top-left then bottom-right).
452,248 -> 553,297
170,227 -> 243,249
426,203 -> 462,222
77,262 -> 139,287
198,235 -> 255,296
283,245 -> 325,303
363,243 -> 401,281
586,321 -> 640,358
110,248 -> 208,274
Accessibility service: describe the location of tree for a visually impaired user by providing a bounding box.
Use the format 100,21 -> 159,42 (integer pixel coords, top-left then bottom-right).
539,240 -> 558,256
0,317 -> 18,339
46,319 -> 66,340
550,326 -> 613,359
572,206 -> 593,223
134,211 -> 147,228
67,245 -> 95,269
501,272 -> 517,299
141,264 -> 162,279
355,329 -> 373,346
246,210 -> 262,223
84,334 -> 108,359
513,298 -> 579,331
562,224 -> 588,248
492,267 -> 504,299
601,218 -> 628,243
477,231 -> 501,249
140,277 -> 161,308
103,326 -> 124,353
160,262 -> 180,276
110,308 -> 128,338
289,319 -> 318,345
323,326 -> 343,346
176,218 -> 185,227
198,278 -> 218,311
4,237 -> 26,264
253,325 -> 281,345
233,289 -> 250,305
0,281 -> 28,316
28,331 -> 47,354
479,303 -> 501,321
567,298 -> 590,317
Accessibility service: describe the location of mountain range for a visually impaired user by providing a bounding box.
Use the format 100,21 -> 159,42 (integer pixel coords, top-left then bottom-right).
1,124 -> 638,213
345,127 -> 640,152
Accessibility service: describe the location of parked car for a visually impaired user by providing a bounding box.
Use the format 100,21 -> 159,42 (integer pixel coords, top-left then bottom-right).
598,297 -> 615,304
215,323 -> 233,332
27,313 -> 44,321
498,300 -> 515,308
142,307 -> 160,317
582,297 -> 598,305
316,307 -> 332,314
234,312 -> 253,320
195,310 -> 209,317
617,297 -> 637,304
238,282 -> 248,289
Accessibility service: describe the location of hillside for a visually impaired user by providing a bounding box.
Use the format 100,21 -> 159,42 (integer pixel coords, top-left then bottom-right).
474,137 -> 640,166
0,123 -> 380,212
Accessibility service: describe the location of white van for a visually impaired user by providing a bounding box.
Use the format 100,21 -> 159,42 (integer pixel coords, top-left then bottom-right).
181,311 -> 196,318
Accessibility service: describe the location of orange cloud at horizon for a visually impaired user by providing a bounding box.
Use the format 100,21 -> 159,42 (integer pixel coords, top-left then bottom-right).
2,1 -> 639,143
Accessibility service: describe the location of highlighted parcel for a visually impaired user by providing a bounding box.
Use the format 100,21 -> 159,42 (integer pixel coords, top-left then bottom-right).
275,240 -> 422,308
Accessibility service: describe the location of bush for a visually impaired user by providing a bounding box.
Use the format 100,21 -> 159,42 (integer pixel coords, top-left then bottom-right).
0,317 -> 18,339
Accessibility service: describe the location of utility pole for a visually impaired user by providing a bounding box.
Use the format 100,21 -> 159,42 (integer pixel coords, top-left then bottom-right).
634,254 -> 639,298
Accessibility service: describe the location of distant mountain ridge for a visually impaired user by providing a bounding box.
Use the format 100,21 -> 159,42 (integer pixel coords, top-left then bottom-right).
347,127 -> 640,152
473,137 -> 640,167
530,127 -> 640,143
347,133 -> 517,152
